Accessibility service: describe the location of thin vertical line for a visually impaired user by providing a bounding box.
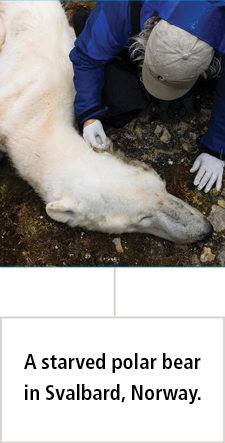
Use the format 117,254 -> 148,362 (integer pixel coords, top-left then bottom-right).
113,268 -> 116,317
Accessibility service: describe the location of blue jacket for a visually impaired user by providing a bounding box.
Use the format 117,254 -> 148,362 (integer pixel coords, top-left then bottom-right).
69,1 -> 225,159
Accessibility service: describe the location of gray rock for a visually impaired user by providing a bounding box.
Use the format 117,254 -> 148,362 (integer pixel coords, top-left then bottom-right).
154,125 -> 163,136
208,205 -> 225,232
175,122 -> 189,135
110,134 -> 119,142
191,254 -> 200,266
160,128 -> 171,143
126,121 -> 135,132
217,199 -> 225,209
221,188 -> 225,198
200,247 -> 216,263
217,246 -> 225,267
182,143 -> 191,152
189,132 -> 197,141
139,114 -> 149,123
201,108 -> 212,117
112,237 -> 124,254
134,126 -> 143,139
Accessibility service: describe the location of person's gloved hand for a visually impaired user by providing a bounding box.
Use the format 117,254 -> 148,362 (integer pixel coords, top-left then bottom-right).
190,153 -> 224,193
83,120 -> 107,150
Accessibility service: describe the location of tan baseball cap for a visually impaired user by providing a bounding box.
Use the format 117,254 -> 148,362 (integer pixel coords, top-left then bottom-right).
142,20 -> 215,100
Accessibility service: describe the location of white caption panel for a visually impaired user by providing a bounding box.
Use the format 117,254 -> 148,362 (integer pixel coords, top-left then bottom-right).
2,318 -> 223,442
0,268 -> 114,317
116,268 -> 225,317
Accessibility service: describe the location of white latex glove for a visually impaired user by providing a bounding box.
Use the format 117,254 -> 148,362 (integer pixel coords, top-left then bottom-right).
190,153 -> 224,193
83,120 -> 107,150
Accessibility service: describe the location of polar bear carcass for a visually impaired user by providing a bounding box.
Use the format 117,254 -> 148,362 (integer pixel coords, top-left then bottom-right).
0,1 -> 212,244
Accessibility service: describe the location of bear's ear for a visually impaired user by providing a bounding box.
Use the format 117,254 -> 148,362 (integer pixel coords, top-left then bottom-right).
46,199 -> 76,223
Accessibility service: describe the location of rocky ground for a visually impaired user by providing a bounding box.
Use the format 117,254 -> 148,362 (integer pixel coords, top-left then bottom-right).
0,2 -> 225,267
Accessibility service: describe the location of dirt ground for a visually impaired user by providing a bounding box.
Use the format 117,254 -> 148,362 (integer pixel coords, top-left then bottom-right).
0,2 -> 225,267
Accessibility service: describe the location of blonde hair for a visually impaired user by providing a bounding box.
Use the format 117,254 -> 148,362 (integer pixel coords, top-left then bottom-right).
130,15 -> 158,66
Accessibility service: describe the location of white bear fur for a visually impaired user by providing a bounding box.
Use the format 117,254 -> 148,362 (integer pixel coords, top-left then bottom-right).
0,1 -> 212,243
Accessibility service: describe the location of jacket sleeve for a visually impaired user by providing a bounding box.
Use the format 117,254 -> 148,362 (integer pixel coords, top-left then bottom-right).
200,55 -> 225,160
69,1 -> 132,125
